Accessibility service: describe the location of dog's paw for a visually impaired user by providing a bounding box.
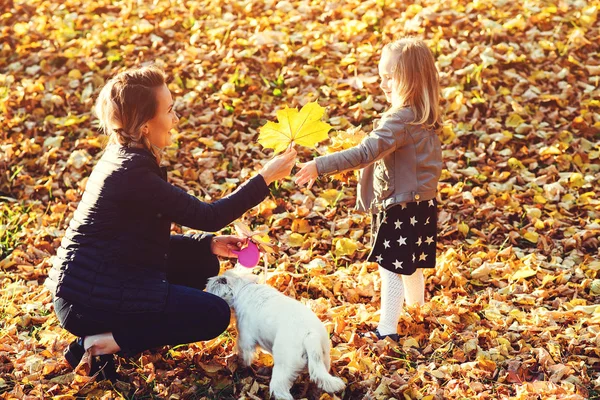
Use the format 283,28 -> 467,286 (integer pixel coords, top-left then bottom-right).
322,376 -> 346,393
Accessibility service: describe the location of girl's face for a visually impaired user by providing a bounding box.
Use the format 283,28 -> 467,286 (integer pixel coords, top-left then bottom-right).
144,83 -> 179,149
378,49 -> 399,106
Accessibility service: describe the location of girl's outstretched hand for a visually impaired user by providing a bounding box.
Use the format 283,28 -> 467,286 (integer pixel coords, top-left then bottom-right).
295,160 -> 318,189
259,146 -> 297,185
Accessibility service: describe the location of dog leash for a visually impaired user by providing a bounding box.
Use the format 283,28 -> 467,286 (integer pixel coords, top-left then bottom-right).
262,254 -> 268,284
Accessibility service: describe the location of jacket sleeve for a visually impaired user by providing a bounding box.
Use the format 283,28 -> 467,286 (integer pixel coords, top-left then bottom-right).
315,111 -> 408,176
120,162 -> 270,232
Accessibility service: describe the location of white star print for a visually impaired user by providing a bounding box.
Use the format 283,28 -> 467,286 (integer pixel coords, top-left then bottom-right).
428,199 -> 435,207
416,200 -> 421,205
394,220 -> 403,230
375,254 -> 383,263
397,236 -> 407,246
393,260 -> 403,270
419,252 -> 427,261
416,236 -> 423,246
410,216 -> 418,226
424,217 -> 430,225
381,216 -> 388,224
425,236 -> 434,245
383,240 -> 391,249
401,203 -> 407,210
412,253 -> 416,262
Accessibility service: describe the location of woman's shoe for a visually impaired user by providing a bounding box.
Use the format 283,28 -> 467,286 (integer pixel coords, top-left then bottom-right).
91,354 -> 120,383
64,338 -> 119,382
64,337 -> 85,369
361,329 -> 399,342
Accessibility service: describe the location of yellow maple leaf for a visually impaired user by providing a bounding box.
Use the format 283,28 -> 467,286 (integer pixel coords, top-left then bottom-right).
333,238 -> 358,258
512,266 -> 537,280
258,101 -> 331,153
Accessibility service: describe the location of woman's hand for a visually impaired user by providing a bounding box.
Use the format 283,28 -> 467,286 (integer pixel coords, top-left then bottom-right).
259,146 -> 297,185
294,160 -> 318,189
211,235 -> 248,258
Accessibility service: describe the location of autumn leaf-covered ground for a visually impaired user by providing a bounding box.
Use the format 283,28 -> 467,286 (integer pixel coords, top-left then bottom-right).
1,0 -> 600,398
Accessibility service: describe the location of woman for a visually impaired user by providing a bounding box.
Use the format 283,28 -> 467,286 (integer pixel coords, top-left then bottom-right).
44,65 -> 296,381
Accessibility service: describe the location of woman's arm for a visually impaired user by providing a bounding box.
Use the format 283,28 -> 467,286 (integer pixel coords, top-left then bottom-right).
121,147 -> 296,232
123,168 -> 268,231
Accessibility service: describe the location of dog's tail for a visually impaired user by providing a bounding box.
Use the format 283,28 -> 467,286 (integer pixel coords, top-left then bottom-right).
303,331 -> 345,393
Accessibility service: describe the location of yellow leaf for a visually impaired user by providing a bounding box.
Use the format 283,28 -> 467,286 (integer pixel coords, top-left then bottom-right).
508,157 -> 525,169
258,101 -> 331,153
539,146 -> 562,156
477,356 -> 497,372
569,172 -> 585,188
255,350 -> 274,367
50,393 -> 76,399
441,124 -> 456,144
288,233 -> 305,247
534,220 -> 545,230
534,195 -> 547,204
68,69 -> 82,80
221,82 -> 236,96
312,38 -> 326,50
513,266 -> 537,280
333,238 -> 358,258
14,22 -> 29,36
505,114 -> 525,128
577,191 -> 595,205
198,137 -> 224,151
502,15 -> 526,31
320,188 -> 344,206
523,231 -> 539,243
458,222 -> 469,236
406,4 -> 423,16
135,19 -> 154,34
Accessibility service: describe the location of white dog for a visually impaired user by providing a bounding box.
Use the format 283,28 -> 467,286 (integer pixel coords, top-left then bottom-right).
206,270 -> 345,400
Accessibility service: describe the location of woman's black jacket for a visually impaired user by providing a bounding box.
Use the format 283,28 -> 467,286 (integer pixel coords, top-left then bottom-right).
45,144 -> 269,313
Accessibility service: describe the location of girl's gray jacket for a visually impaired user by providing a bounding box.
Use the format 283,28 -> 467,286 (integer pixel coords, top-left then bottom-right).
315,107 -> 443,213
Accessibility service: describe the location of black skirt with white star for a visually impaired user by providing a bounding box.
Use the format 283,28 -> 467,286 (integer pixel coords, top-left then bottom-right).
367,199 -> 437,274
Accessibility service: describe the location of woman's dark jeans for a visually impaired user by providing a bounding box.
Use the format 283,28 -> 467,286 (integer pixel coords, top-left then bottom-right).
53,240 -> 230,357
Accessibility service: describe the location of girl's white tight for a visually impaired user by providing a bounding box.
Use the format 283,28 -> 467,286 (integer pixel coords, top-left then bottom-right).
403,268 -> 425,306
377,268 -> 424,336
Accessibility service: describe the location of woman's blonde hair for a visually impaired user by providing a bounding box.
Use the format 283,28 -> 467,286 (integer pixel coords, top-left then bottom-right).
95,65 -> 166,162
384,38 -> 442,127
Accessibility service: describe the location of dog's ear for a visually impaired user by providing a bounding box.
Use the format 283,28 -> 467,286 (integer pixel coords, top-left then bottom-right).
206,275 -> 234,303
216,276 -> 227,285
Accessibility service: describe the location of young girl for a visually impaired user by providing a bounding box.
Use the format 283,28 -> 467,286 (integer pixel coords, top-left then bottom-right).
295,38 -> 443,340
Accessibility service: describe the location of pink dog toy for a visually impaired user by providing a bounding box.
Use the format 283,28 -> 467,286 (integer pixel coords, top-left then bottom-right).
232,241 -> 261,268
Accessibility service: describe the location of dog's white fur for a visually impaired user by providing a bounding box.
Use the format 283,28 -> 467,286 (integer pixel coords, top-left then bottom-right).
206,270 -> 345,400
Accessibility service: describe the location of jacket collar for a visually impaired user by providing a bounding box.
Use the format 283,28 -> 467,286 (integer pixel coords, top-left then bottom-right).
112,145 -> 167,180
120,145 -> 155,158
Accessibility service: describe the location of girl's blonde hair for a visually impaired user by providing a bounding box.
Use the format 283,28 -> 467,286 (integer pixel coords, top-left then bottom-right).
94,65 -> 166,162
384,38 -> 442,127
